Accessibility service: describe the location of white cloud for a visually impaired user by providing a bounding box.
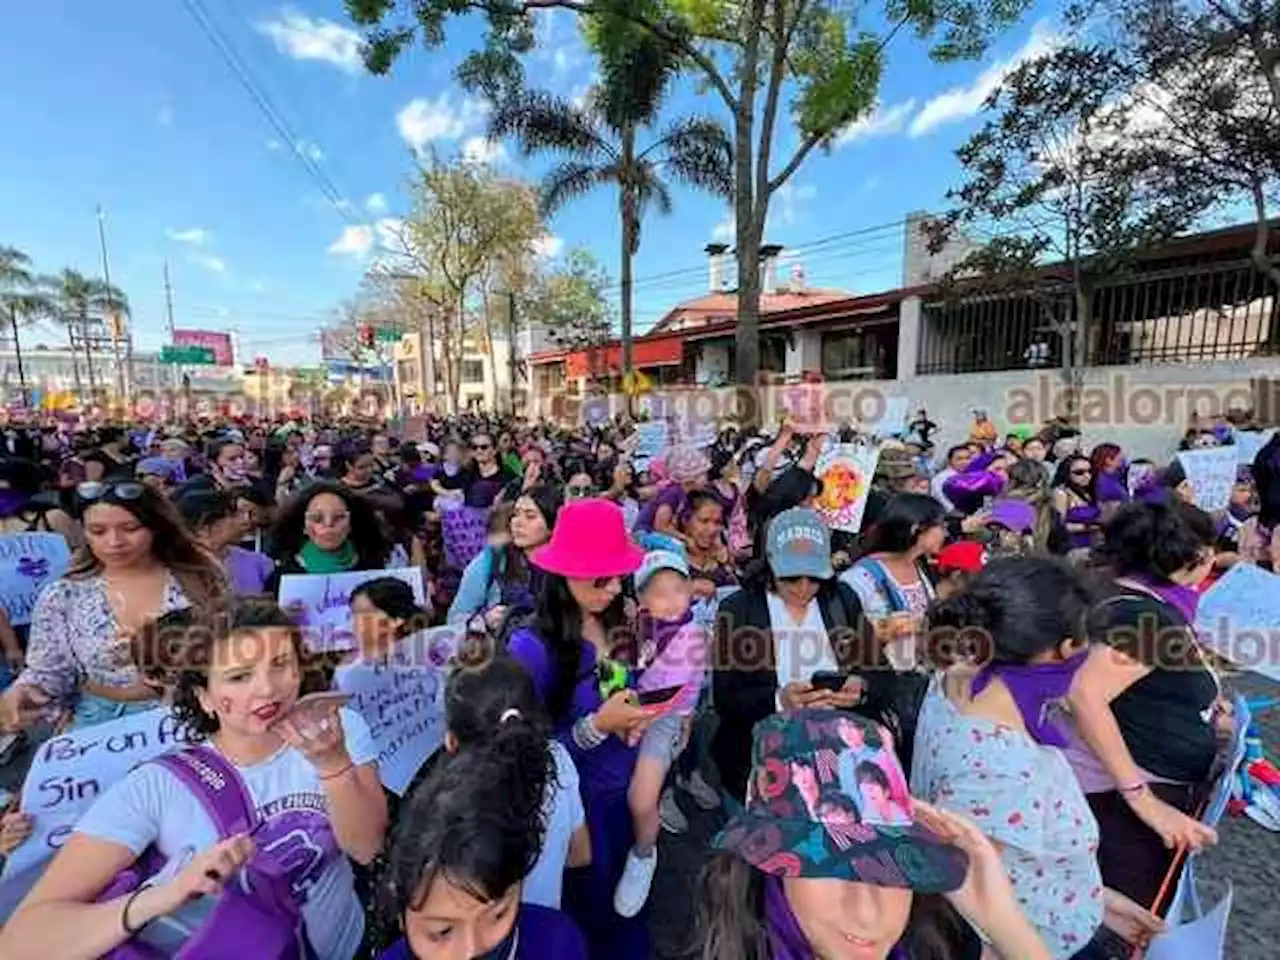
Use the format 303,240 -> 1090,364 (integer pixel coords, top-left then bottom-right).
266,139 -> 283,151
328,218 -> 405,260
256,9 -> 364,74
772,182 -> 817,226
835,99 -> 917,146
366,192 -> 388,214
396,95 -> 487,152
531,235 -> 564,259
295,140 -> 324,162
910,21 -> 1059,137
712,213 -> 735,242
167,227 -> 210,246
189,253 -> 227,273
462,136 -> 506,166
247,280 -> 267,294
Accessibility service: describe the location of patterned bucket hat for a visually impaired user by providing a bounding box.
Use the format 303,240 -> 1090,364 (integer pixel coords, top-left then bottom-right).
713,708 -> 968,893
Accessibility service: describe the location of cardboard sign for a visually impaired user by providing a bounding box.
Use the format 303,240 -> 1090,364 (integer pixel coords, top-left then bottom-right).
0,533 -> 72,627
440,505 -> 488,571
1234,429 -> 1276,466
1195,563 -> 1280,682
335,627 -> 459,795
278,566 -> 426,652
0,708 -> 195,904
1177,446 -> 1238,511
813,444 -> 881,533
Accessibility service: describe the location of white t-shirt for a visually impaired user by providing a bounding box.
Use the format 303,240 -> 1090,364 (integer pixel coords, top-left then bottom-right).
766,592 -> 840,699
75,708 -> 377,960
521,740 -> 585,909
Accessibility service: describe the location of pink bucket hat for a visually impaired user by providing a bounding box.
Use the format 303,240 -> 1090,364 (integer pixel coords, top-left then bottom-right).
531,498 -> 645,579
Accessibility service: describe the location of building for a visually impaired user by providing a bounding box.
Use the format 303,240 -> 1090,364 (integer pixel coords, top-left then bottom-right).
527,217 -> 1280,459
393,325 -> 527,415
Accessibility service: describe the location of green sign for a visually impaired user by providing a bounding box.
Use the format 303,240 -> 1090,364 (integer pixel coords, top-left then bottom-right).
375,327 -> 401,344
160,345 -> 216,364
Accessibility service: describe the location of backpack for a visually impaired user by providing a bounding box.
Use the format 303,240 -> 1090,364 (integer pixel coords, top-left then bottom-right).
99,746 -> 309,960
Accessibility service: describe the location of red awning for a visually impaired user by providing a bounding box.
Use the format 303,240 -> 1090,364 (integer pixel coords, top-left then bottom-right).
566,338 -> 684,378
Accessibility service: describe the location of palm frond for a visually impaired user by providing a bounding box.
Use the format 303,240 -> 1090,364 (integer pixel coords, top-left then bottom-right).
541,161 -> 615,217
651,117 -> 734,200
634,166 -> 675,218
488,91 -> 615,162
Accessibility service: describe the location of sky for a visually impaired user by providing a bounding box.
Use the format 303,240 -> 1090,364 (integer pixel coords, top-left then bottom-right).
0,0 -> 1066,365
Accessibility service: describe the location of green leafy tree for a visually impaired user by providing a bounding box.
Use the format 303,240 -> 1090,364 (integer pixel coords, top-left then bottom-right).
489,83 -> 730,392
49,268 -> 130,403
0,246 -> 56,406
345,0 -> 1031,417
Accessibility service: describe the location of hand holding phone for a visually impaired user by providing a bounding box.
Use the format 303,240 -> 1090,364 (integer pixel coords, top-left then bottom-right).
810,672 -> 845,692
637,684 -> 685,713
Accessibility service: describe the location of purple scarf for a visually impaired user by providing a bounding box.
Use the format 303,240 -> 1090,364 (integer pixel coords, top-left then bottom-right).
764,877 -> 908,960
637,606 -> 694,668
972,654 -> 1087,747
1128,573 -> 1201,624
1095,471 -> 1129,504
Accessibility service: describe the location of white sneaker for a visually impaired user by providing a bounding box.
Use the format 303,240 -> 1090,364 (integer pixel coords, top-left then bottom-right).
682,769 -> 721,811
613,847 -> 659,918
659,788 -> 689,834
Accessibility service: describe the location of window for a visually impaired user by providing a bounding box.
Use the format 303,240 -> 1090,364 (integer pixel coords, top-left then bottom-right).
760,334 -> 788,374
462,359 -> 485,384
821,331 -> 885,379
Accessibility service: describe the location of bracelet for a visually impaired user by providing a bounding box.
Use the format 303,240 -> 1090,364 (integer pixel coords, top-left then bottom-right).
572,714 -> 607,751
318,761 -> 355,782
122,885 -> 149,936
1118,782 -> 1148,796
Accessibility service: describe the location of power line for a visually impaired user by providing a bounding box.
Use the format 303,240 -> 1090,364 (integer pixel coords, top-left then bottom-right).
181,0 -> 361,226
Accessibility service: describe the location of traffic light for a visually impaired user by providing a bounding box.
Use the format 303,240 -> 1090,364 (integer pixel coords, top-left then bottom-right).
358,324 -> 375,348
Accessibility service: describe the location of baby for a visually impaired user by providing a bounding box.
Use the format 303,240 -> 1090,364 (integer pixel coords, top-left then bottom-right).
614,550 -> 708,918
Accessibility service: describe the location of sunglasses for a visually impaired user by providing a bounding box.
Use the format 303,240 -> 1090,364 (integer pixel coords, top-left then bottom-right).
77,481 -> 146,502
566,484 -> 595,499
1070,469 -> 1092,477
591,575 -> 621,590
777,575 -> 821,585
472,443 -> 492,451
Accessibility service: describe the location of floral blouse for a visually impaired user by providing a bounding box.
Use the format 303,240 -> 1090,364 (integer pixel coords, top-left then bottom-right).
19,573 -> 190,701
911,678 -> 1104,959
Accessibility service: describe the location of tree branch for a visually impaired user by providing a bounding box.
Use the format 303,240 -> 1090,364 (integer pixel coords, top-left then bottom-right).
1250,174 -> 1280,287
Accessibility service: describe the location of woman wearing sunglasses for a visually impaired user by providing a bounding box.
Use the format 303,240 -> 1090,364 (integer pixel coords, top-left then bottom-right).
712,507 -> 881,806
0,481 -> 227,734
505,498 -> 656,960
461,432 -> 517,510
264,482 -> 389,593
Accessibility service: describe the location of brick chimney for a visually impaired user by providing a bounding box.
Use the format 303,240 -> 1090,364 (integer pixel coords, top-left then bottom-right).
759,244 -> 783,295
705,242 -> 729,292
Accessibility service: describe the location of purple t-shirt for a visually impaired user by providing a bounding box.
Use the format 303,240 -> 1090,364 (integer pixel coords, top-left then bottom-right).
634,483 -> 686,533
226,546 -> 274,597
379,904 -> 587,960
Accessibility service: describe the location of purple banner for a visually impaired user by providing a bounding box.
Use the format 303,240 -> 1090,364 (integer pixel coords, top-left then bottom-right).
441,504 -> 488,570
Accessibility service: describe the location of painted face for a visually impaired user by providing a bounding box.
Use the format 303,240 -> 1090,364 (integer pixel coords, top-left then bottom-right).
403,876 -> 520,960
84,503 -> 154,569
510,496 -> 550,550
304,492 -> 351,551
197,627 -> 302,735
782,876 -> 912,960
216,444 -> 248,482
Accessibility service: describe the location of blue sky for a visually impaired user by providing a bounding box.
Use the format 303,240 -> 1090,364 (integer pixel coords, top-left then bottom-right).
0,0 -> 1063,365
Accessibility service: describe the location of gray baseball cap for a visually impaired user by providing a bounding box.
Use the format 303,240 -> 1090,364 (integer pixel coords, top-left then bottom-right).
766,507 -> 833,580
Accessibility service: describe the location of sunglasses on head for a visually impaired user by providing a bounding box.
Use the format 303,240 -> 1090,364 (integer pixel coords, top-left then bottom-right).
77,480 -> 146,502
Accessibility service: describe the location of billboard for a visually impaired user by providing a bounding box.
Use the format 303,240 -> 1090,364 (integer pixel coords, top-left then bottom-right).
172,329 -> 234,367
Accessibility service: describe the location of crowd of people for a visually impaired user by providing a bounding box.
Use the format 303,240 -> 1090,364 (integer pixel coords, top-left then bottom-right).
0,402 -> 1270,959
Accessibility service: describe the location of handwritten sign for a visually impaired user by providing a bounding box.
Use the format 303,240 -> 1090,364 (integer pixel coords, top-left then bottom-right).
0,707 -> 194,902
440,504 -> 488,571
1177,446 -> 1237,511
632,422 -> 671,470
335,628 -> 458,795
814,444 -> 880,533
693,585 -> 740,628
279,566 -> 426,652
0,533 -> 71,626
1195,563 -> 1280,683
1234,429 -> 1276,466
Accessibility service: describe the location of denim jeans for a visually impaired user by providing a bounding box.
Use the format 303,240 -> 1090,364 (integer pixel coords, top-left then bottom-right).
71,693 -> 159,730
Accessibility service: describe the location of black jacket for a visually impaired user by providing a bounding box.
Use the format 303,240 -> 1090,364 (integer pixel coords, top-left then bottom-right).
710,579 -> 895,802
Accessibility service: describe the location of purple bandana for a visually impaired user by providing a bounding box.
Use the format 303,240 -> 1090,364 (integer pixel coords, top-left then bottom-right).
971,654 -> 1087,747
765,877 -> 908,959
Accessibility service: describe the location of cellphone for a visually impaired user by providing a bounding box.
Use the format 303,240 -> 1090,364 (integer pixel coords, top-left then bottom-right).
810,672 -> 845,692
637,684 -> 684,707
287,692 -> 352,716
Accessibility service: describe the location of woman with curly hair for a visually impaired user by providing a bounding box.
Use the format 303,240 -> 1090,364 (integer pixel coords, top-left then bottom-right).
0,480 -> 227,733
0,600 -> 387,958
265,481 -> 389,593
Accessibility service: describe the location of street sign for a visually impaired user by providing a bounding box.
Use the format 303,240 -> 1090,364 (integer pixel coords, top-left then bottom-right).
160,345 -> 216,364
375,327 -> 401,344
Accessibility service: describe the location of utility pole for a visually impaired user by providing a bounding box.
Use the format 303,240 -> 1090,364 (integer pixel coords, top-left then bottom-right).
97,205 -> 130,410
507,289 -> 517,416
163,261 -> 179,413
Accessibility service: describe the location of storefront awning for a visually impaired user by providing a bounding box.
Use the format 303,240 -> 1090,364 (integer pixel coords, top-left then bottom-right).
565,338 -> 684,378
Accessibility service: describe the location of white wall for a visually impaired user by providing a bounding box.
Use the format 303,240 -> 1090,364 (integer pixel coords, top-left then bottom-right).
696,342 -> 731,386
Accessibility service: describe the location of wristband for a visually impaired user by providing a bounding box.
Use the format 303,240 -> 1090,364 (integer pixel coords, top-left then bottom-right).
318,761 -> 355,782
572,713 -> 607,750
1118,782 -> 1148,796
122,885 -> 149,935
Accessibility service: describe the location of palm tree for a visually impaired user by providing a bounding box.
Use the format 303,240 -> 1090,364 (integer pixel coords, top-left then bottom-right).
49,268 -> 129,403
0,246 -> 57,408
489,62 -> 732,396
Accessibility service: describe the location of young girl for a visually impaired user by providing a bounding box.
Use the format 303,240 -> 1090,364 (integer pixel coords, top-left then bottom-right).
0,600 -> 388,959
613,550 -> 708,918
378,695 -> 587,959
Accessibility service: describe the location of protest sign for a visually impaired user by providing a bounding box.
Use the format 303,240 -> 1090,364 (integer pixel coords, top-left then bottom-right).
0,708 -> 194,903
1234,429 -> 1276,465
279,566 -> 426,652
813,444 -> 880,532
864,397 -> 910,437
692,585 -> 741,628
1195,563 -> 1280,683
1177,446 -> 1237,511
335,630 -> 457,795
633,421 -> 671,470
0,533 -> 72,626
440,504 -> 488,571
